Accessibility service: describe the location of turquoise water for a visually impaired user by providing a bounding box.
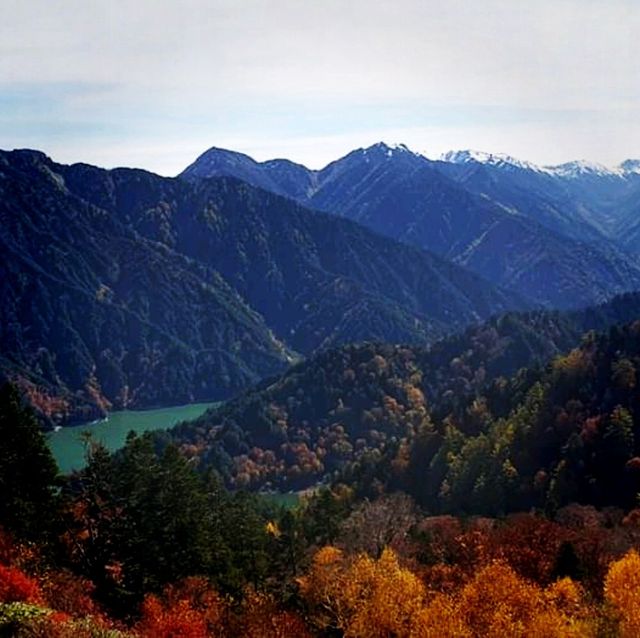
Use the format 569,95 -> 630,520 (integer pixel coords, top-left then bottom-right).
47,402 -> 218,474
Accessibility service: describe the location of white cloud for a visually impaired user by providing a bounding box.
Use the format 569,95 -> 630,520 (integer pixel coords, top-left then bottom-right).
1,0 -> 638,172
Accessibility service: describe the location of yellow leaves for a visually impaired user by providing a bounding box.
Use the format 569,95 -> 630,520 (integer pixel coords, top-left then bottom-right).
546,577 -> 582,614
265,521 -> 281,538
448,561 -> 596,638
604,549 -> 640,637
406,385 -> 425,409
458,561 -> 541,635
313,545 -> 343,566
412,593 -> 471,638
349,550 -> 425,637
302,546 -> 600,637
301,547 -> 426,637
553,348 -> 583,371
552,348 -> 592,381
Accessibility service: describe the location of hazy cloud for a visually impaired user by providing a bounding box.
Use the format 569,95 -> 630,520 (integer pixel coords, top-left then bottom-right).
1,0 -> 638,173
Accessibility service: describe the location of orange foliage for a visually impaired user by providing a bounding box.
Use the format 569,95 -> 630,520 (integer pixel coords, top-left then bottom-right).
486,514 -> 567,584
604,549 -> 640,637
300,545 -> 596,637
14,377 -> 70,421
41,569 -> 103,619
0,527 -> 40,570
300,546 -> 426,637
420,562 -> 467,595
458,561 -> 543,634
412,594 -> 471,637
455,562 -> 592,637
136,595 -> 210,638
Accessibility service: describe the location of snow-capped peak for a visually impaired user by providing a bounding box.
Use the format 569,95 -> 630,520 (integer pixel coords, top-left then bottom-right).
440,149 -> 547,173
364,141 -> 425,159
619,159 -> 640,175
544,160 -> 623,179
440,150 -> 639,180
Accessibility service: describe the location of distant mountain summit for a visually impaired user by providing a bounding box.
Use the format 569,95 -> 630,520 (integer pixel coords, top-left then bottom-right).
440,149 -> 547,173
4,141 -> 640,424
181,146 -> 316,199
181,142 -> 640,308
441,148 -> 640,179
547,159 -> 625,179
619,159 -> 640,175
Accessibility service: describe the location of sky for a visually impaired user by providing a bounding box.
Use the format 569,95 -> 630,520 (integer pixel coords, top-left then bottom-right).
1,0 -> 638,175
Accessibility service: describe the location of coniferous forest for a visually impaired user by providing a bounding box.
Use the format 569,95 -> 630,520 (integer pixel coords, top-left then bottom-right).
2,2 -> 640,636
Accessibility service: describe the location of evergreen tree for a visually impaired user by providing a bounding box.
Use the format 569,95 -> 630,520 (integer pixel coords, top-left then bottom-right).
0,383 -> 61,541
112,435 -> 214,598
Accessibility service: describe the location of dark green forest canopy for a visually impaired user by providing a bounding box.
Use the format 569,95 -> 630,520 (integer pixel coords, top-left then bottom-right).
0,383 -> 61,541
161,293 -> 640,510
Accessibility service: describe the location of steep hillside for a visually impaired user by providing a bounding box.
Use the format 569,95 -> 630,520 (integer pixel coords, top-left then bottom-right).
407,319 -> 640,515
181,144 -> 640,309
1,149 -> 515,424
61,161 -> 516,351
435,151 -> 608,241
164,291 -> 640,491
0,150 -> 293,425
612,180 -> 640,252
439,151 -> 640,244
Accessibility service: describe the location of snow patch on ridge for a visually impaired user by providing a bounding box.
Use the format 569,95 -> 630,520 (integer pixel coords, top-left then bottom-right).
441,150 -> 640,180
440,149 -> 551,173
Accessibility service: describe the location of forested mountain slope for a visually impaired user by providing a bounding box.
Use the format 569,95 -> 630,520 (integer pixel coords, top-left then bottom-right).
408,319 -> 640,515
0,151 -> 293,424
0,149 -> 515,424
164,291 -> 640,493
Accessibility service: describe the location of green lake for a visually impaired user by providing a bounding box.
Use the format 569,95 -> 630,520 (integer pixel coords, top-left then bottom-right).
47,402 -> 218,474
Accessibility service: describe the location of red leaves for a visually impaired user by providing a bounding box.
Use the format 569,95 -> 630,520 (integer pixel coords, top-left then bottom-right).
41,569 -> 102,618
0,563 -> 43,604
233,590 -> 311,638
135,577 -> 224,638
136,595 -> 211,638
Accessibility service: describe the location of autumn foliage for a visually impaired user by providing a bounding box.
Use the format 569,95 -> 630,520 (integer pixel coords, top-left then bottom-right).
0,563 -> 43,604
299,546 -> 598,637
7,380 -> 640,636
300,546 -> 426,636
135,577 -> 225,638
4,517 -> 640,636
605,550 -> 640,637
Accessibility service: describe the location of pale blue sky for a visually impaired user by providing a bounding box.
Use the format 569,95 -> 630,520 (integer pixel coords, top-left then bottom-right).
1,0 -> 638,174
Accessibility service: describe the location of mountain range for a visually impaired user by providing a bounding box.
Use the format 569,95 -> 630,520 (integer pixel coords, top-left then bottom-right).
3,141 -> 640,426
0,149 -> 516,424
182,142 -> 640,309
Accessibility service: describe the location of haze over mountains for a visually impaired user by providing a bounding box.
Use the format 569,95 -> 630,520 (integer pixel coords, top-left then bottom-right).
183,142 -> 640,308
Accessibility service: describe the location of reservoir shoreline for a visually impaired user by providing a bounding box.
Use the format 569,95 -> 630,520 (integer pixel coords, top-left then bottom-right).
47,401 -> 219,474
